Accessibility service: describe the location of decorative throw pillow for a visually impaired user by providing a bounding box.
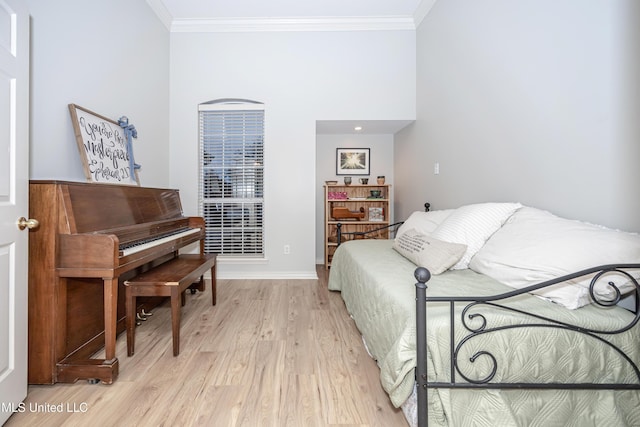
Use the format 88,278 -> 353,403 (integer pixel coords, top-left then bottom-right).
430,202 -> 522,270
393,228 -> 468,274
395,209 -> 454,239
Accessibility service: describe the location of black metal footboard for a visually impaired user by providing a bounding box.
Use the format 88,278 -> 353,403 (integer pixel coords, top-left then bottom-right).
414,264 -> 640,427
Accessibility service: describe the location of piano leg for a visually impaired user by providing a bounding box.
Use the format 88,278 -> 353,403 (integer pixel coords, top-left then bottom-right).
126,283 -> 136,357
104,277 -> 118,362
54,277 -> 120,384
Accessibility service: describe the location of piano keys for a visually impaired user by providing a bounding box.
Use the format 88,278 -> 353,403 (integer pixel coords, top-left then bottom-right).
28,180 -> 206,384
120,227 -> 201,256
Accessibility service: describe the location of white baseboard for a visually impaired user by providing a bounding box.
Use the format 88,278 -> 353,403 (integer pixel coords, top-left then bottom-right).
201,271 -> 318,280
217,271 -> 318,280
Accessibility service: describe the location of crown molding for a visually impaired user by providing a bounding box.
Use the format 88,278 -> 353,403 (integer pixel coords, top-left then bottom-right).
146,0 -> 173,30
147,0 -> 428,33
170,16 -> 416,33
413,0 -> 439,27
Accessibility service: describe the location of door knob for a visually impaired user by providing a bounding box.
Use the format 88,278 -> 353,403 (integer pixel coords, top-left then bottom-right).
17,217 -> 39,230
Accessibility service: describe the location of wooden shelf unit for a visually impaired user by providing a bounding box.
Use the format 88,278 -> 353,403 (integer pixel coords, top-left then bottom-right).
324,184 -> 392,268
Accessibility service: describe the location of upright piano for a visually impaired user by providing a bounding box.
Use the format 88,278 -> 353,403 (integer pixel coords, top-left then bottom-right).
28,180 -> 206,384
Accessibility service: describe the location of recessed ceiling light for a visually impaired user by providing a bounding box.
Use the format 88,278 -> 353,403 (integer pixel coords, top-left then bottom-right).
354,126 -> 363,131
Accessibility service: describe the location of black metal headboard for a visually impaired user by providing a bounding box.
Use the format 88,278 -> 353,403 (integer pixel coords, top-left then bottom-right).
336,202 -> 431,245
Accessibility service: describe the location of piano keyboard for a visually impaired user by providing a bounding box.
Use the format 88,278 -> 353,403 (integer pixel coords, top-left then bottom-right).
120,227 -> 201,256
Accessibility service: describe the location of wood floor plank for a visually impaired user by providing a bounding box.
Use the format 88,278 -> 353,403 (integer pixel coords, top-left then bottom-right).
280,374 -> 323,427
190,384 -> 248,426
257,281 -> 289,341
284,282 -> 317,375
312,307 -> 369,425
235,340 -> 286,426
5,267 -> 407,427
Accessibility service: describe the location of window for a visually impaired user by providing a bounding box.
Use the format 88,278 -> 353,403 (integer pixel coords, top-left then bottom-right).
198,99 -> 264,256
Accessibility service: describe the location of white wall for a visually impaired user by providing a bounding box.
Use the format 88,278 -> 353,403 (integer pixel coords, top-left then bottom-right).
27,0 -> 170,187
315,133 -> 395,263
169,30 -> 415,278
395,0 -> 640,232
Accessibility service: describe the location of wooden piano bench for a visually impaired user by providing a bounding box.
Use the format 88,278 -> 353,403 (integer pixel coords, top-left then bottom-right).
124,253 -> 217,357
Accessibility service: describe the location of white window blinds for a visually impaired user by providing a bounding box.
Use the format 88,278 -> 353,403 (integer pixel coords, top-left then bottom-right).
199,100 -> 264,256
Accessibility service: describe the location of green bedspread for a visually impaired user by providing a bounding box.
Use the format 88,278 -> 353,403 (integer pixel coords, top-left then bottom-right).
328,239 -> 640,426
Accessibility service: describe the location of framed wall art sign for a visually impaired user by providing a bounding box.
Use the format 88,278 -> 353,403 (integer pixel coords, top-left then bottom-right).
336,147 -> 370,176
68,103 -> 140,185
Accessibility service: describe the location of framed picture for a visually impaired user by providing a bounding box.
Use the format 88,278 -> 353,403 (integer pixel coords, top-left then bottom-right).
336,148 -> 370,176
68,104 -> 140,186
368,207 -> 384,222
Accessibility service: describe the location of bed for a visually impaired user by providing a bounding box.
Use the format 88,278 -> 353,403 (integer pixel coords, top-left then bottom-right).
327,203 -> 640,427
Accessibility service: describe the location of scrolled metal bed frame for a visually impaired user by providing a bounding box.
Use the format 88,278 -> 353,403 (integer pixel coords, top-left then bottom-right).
413,264 -> 640,427
334,202 -> 640,427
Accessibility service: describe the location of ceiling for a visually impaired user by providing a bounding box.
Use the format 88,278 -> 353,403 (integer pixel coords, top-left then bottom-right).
160,0 -> 425,21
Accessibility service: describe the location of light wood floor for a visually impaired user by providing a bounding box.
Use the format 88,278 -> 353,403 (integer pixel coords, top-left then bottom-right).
6,266 -> 407,427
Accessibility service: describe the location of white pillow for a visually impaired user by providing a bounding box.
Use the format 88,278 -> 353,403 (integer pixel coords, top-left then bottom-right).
395,209 -> 454,239
469,207 -> 640,309
393,229 -> 467,274
430,202 -> 522,270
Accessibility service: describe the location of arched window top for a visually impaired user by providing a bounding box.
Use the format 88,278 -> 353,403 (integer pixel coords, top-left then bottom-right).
201,98 -> 262,105
199,98 -> 264,111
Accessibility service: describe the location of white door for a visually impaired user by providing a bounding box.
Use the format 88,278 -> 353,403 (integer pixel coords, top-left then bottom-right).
0,0 -> 30,424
